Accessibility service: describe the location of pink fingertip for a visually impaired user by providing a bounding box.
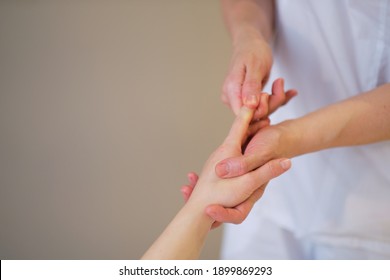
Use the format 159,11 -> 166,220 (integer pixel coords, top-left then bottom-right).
279,159 -> 292,170
288,89 -> 298,96
215,162 -> 230,177
205,207 -> 221,221
243,94 -> 259,108
272,78 -> 284,96
180,185 -> 190,194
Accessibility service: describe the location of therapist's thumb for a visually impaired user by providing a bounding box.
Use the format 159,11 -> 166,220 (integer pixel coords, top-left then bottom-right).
246,158 -> 292,187
215,153 -> 260,178
233,158 -> 291,204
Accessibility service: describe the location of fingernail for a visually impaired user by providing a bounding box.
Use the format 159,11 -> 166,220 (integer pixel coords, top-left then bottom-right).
279,159 -> 291,170
216,162 -> 230,177
245,94 -> 257,106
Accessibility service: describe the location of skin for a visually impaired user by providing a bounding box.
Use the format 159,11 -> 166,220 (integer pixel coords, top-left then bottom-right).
181,78 -> 296,227
220,0 -> 298,119
142,95 -> 291,259
216,83 -> 390,179
184,0 -> 390,226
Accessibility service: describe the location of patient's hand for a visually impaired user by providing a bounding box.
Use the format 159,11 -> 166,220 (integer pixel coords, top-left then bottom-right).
181,79 -> 295,227
181,172 -> 222,229
182,94 -> 291,225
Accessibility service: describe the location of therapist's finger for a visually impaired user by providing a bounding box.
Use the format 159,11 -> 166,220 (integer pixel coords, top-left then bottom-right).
224,94 -> 259,146
216,152 -> 259,178
206,204 -> 249,224
222,68 -> 245,116
242,64 -> 264,102
205,184 -> 269,224
238,158 -> 291,191
283,89 -> 298,106
253,92 -> 270,120
269,78 -> 298,115
247,118 -> 270,138
268,78 -> 285,112
210,221 -> 223,229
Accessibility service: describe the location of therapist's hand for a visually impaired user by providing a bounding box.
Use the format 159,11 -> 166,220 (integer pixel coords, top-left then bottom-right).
222,30 -> 297,120
222,31 -> 272,119
216,78 -> 297,179
215,124 -> 289,178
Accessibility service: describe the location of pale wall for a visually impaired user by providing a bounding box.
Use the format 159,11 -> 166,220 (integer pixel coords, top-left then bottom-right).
0,0 -> 233,259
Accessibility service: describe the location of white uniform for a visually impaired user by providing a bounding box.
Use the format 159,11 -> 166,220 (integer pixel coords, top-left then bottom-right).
221,0 -> 390,259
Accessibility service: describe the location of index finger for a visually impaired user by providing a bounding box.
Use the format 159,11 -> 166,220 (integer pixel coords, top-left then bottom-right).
224,94 -> 259,146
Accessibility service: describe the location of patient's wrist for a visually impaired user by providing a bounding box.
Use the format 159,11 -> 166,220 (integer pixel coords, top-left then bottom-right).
182,200 -> 215,229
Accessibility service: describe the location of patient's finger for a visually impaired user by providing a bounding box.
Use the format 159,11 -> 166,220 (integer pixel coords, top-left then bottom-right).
211,221 -> 223,229
180,172 -> 199,203
180,185 -> 192,202
224,94 -> 259,146
187,172 -> 198,187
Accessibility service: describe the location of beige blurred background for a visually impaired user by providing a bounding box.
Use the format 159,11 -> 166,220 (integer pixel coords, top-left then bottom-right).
0,0 -> 234,259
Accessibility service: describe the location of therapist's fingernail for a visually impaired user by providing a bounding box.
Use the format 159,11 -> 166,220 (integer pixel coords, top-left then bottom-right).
244,94 -> 258,106
279,159 -> 291,170
216,162 -> 230,177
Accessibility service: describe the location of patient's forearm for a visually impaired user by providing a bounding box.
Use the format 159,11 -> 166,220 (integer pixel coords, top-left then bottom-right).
141,202 -> 213,260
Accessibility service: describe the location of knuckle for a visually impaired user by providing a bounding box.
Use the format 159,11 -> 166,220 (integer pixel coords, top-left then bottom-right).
243,79 -> 260,88
223,80 -> 241,97
218,143 -> 230,154
237,159 -> 249,176
244,52 -> 259,63
267,161 -> 280,178
242,80 -> 261,94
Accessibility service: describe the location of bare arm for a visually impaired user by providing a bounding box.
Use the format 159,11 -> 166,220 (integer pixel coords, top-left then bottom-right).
281,83 -> 390,157
142,95 -> 291,259
216,83 -> 390,178
141,202 -> 213,259
221,0 -> 275,43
